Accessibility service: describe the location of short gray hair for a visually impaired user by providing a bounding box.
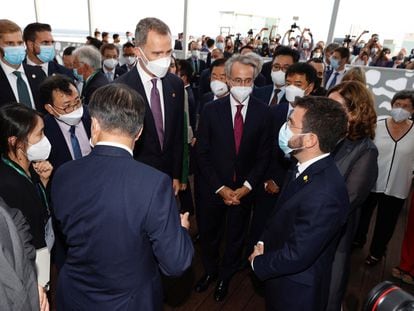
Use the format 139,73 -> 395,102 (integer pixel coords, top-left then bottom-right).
135,17 -> 171,47
244,52 -> 263,73
73,45 -> 101,70
224,54 -> 259,80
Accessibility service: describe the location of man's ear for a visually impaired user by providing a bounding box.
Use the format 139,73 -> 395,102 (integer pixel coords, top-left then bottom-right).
44,104 -> 58,117
134,126 -> 144,142
304,132 -> 318,149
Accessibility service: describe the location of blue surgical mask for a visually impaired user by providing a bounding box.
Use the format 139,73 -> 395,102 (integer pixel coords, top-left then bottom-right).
37,45 -> 55,63
330,56 -> 340,70
73,68 -> 83,82
278,122 -> 307,155
216,42 -> 224,51
3,46 -> 26,65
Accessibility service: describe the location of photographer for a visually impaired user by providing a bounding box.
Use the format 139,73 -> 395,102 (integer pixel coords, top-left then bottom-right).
298,27 -> 314,61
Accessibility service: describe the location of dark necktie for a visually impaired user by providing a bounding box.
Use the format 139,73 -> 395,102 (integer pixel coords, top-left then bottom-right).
234,105 -> 244,154
69,125 -> 83,160
193,58 -> 198,73
105,72 -> 113,82
327,72 -> 339,89
269,88 -> 281,106
150,78 -> 164,149
13,71 -> 32,108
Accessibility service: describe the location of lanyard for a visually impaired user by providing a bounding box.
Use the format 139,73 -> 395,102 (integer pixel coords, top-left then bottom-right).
1,155 -> 50,214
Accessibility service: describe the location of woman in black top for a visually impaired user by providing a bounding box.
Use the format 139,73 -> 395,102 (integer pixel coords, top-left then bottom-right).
0,103 -> 53,308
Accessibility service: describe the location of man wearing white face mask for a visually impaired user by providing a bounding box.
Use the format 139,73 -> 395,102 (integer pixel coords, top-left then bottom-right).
116,17 -> 184,196
195,53 -> 272,302
100,43 -> 126,82
23,23 -> 74,80
119,42 -> 137,72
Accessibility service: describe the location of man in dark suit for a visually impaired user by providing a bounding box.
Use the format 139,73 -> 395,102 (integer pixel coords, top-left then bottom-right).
72,45 -> 108,105
119,41 -> 137,72
116,17 -> 184,195
23,23 -> 74,80
0,19 -> 46,112
195,54 -> 272,302
99,43 -> 126,81
52,84 -> 193,311
198,48 -> 224,96
249,96 -> 350,311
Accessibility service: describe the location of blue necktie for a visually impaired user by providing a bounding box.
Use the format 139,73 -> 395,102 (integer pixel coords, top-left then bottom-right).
327,72 -> 339,90
69,125 -> 83,160
13,71 -> 32,108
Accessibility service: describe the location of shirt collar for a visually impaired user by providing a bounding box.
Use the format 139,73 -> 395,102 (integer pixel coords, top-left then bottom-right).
95,141 -> 133,156
136,60 -> 156,85
297,153 -> 330,176
0,59 -> 24,75
103,67 -> 115,74
229,92 -> 249,108
26,57 -> 48,73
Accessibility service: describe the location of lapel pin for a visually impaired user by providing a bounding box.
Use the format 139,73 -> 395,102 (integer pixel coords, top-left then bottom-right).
32,74 -> 36,79
172,92 -> 176,98
303,175 -> 308,182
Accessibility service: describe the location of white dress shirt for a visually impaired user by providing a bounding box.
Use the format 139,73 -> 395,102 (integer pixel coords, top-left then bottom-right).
296,153 -> 330,178
0,59 -> 35,109
325,68 -> 346,89
55,119 -> 91,159
96,141 -> 133,156
26,57 -> 49,76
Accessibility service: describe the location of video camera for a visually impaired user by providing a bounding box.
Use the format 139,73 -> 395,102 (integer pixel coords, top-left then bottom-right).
364,281 -> 414,311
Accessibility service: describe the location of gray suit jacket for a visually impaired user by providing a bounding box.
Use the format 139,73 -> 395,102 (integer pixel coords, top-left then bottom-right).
0,197 -> 39,311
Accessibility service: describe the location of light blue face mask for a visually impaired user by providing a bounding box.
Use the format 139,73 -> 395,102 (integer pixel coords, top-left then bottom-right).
73,68 -> 83,82
3,46 -> 26,65
330,56 -> 340,70
278,122 -> 307,155
37,45 -> 55,63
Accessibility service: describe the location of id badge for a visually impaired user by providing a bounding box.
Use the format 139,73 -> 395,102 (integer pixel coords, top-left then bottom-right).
44,217 -> 55,252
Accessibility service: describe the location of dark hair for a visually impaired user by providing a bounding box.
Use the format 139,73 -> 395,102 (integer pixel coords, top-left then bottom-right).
294,96 -> 348,153
88,84 -> 145,136
272,46 -> 300,63
102,32 -> 109,38
308,57 -> 323,64
122,42 -> 135,49
286,62 -> 318,85
135,17 -> 171,47
63,46 -> 76,56
334,47 -> 350,61
113,33 -> 119,40
23,22 -> 52,42
239,45 -> 254,54
206,38 -> 215,48
0,103 -> 41,156
391,90 -> 414,108
100,43 -> 119,56
177,59 -> 194,79
211,58 -> 227,70
39,74 -> 77,106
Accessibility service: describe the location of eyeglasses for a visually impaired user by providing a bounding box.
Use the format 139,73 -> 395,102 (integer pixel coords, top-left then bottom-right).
231,78 -> 253,86
53,97 -> 83,113
272,64 -> 290,72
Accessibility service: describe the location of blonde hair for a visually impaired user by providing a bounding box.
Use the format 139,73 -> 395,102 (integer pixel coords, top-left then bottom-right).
342,67 -> 367,85
0,19 -> 21,39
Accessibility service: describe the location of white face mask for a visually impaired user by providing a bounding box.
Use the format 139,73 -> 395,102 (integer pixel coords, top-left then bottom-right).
230,86 -> 252,103
191,50 -> 200,58
210,80 -> 228,97
139,47 -> 171,78
103,58 -> 118,69
271,70 -> 286,86
26,136 -> 51,162
285,85 -> 305,103
126,56 -> 136,66
313,52 -> 322,58
56,106 -> 83,126
391,107 -> 411,123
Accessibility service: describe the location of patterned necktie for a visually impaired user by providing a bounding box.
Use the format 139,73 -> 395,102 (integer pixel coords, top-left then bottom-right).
269,88 -> 281,106
13,71 -> 32,108
150,78 -> 164,149
69,125 -> 83,160
234,105 -> 244,154
327,72 -> 339,90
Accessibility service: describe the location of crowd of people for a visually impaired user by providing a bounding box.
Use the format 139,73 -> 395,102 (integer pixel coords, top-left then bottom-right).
0,16 -> 414,311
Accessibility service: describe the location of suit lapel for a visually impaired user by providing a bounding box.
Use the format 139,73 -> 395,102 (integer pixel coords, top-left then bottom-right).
161,76 -> 174,150
0,66 -> 17,102
217,97 -> 236,155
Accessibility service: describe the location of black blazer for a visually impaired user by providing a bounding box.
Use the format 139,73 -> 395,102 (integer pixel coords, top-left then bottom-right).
81,71 -> 109,105
196,95 -> 272,197
115,67 -> 184,179
48,61 -> 75,80
0,159 -> 49,249
253,85 -> 273,105
260,60 -> 273,86
199,91 -> 214,115
43,106 -> 92,171
0,63 -> 46,113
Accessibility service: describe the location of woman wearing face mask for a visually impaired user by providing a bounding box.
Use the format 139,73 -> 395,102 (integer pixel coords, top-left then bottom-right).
354,90 -> 414,267
0,103 -> 53,310
326,81 -> 378,311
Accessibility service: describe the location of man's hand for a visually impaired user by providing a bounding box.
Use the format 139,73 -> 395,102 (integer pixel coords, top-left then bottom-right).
218,186 -> 237,205
33,161 -> 53,187
233,185 -> 251,202
248,242 -> 265,264
264,179 -> 280,195
38,284 -> 49,311
180,183 -> 187,191
172,179 -> 180,196
180,212 -> 190,230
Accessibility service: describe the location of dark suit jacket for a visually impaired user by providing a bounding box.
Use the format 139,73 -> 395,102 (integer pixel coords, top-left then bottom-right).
52,145 -> 193,311
47,61 -> 75,80
185,85 -> 197,132
115,67 -> 184,179
196,95 -> 272,198
199,68 -> 211,96
199,91 -> 214,115
254,156 -> 349,311
100,66 -> 127,81
0,63 -> 46,113
261,60 -> 273,85
81,71 -> 109,105
253,85 -> 273,105
43,107 -> 91,171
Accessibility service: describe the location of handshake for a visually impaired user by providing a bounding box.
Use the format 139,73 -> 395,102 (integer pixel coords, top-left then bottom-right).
218,185 -> 251,205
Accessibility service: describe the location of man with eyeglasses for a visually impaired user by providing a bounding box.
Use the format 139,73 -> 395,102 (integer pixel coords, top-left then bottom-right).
23,23 -> 74,80
195,53 -> 272,302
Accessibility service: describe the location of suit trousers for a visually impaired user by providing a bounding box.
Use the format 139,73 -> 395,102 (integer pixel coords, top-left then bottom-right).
197,195 -> 251,280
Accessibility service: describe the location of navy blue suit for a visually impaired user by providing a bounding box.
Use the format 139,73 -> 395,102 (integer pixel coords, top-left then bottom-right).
253,156 -> 349,311
199,91 -> 214,115
81,71 -> 109,105
0,63 -> 46,112
52,145 -> 194,311
47,61 -> 75,80
100,66 -> 127,81
195,95 -> 272,279
115,67 -> 184,179
253,85 -> 273,105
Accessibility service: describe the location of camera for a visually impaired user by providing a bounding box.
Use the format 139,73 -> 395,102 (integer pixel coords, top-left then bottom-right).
291,23 -> 298,30
343,34 -> 352,43
364,281 -> 414,311
247,29 -> 253,36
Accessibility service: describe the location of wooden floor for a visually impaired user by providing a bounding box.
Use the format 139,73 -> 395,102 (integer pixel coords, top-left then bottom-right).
163,204 -> 414,311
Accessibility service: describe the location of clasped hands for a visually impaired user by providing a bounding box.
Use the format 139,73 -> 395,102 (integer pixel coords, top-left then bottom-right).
218,185 -> 250,206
